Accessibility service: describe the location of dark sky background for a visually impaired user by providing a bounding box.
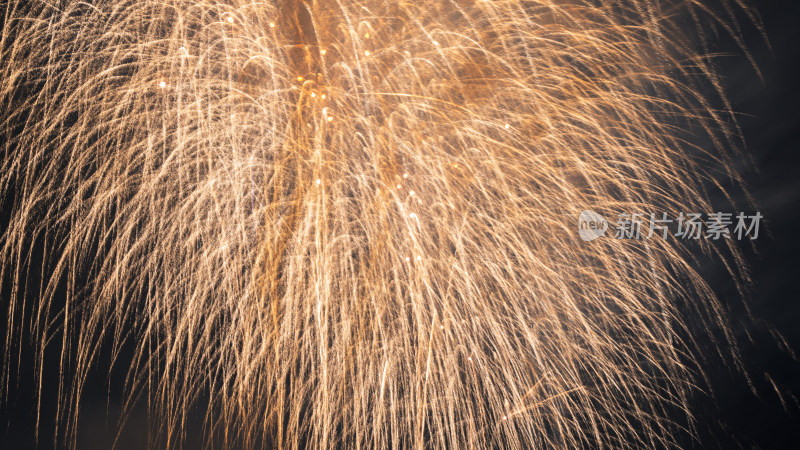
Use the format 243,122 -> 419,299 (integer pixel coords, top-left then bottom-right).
2,0 -> 800,448
687,0 -> 800,448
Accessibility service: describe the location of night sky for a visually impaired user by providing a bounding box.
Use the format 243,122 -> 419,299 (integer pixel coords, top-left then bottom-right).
2,1 -> 800,448
680,0 -> 800,447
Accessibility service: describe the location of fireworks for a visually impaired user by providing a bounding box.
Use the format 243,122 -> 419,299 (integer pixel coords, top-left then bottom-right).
1,0 -> 759,448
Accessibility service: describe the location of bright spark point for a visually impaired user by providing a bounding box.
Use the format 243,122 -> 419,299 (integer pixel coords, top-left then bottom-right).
316,179 -> 321,185
269,22 -> 275,28
158,81 -> 166,88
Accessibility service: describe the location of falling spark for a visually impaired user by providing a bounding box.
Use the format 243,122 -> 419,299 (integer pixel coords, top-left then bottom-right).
0,0 -> 761,449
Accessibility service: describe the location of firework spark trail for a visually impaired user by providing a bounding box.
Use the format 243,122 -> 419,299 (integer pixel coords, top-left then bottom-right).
0,0 -> 760,448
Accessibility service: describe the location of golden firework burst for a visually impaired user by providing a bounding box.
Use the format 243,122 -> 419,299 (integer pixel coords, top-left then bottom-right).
1,1 -> 763,448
